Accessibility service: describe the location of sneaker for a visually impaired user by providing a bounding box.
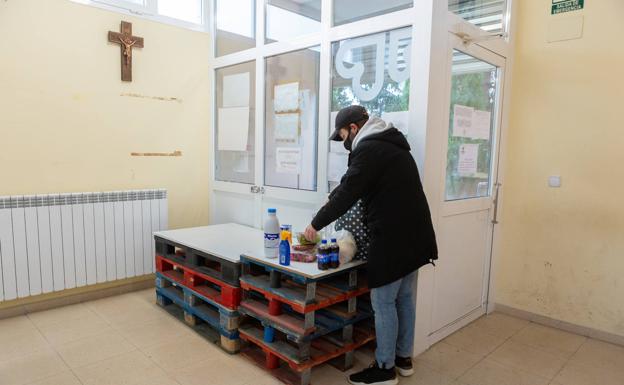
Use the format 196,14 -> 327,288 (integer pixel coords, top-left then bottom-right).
348,362 -> 398,385
395,356 -> 414,377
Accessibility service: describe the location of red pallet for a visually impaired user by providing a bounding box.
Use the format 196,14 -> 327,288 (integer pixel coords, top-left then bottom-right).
156,255 -> 241,310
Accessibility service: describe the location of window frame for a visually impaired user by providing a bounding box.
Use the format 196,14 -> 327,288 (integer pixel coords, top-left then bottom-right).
71,0 -> 209,32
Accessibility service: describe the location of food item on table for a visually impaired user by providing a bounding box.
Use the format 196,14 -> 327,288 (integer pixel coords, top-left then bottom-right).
292,244 -> 316,252
336,230 -> 357,264
291,252 -> 317,263
297,232 -> 321,246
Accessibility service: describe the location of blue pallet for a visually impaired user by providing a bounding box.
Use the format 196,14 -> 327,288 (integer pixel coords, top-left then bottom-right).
156,285 -> 239,340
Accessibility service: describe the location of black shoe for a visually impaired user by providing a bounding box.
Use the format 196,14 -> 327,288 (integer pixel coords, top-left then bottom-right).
394,356 -> 414,377
348,362 -> 398,385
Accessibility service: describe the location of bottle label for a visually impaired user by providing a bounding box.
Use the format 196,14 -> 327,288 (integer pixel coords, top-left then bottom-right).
264,233 -> 279,248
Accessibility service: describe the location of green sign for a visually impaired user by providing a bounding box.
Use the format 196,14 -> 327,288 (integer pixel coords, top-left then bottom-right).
552,0 -> 584,15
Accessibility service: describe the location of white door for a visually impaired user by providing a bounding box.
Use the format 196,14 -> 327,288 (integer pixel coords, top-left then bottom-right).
428,34 -> 506,341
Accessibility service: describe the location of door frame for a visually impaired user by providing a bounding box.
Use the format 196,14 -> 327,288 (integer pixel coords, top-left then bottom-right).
413,0 -> 517,354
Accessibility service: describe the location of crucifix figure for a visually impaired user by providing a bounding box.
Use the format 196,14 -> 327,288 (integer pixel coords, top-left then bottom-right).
108,21 -> 144,82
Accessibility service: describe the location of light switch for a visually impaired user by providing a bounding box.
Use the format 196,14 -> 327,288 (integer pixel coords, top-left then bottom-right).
549,176 -> 561,188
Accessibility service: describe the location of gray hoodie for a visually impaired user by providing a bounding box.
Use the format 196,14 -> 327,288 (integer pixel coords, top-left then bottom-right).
351,116 -> 395,151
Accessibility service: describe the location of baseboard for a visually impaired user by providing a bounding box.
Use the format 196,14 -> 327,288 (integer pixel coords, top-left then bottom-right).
494,303 -> 624,347
0,275 -> 156,320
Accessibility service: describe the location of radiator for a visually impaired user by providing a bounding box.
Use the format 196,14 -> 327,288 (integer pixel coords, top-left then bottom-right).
0,189 -> 167,301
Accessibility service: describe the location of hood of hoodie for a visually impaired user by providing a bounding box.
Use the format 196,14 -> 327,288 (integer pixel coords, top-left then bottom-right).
351,116 -> 410,151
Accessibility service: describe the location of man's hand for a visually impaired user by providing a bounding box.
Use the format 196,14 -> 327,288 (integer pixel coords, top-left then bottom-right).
304,225 -> 318,243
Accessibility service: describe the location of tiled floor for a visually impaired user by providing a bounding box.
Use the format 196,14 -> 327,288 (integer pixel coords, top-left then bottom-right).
1,289 -> 623,385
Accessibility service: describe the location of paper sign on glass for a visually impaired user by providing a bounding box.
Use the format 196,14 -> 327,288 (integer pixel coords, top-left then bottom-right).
217,107 -> 249,152
457,144 -> 479,176
223,72 -> 250,108
471,110 -> 492,140
382,110 -> 409,135
274,113 -> 299,142
453,105 -> 474,138
233,153 -> 250,173
276,147 -> 302,174
274,82 -> 299,112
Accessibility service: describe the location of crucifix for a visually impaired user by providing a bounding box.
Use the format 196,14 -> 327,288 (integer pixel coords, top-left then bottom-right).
108,21 -> 144,82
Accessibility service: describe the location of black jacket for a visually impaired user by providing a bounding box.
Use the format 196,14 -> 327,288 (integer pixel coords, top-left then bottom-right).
312,127 -> 438,288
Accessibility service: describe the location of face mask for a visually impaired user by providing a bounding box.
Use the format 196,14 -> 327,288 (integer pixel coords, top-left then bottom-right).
343,127 -> 357,152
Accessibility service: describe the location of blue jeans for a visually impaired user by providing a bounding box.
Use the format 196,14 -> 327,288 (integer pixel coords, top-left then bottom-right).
370,271 -> 417,369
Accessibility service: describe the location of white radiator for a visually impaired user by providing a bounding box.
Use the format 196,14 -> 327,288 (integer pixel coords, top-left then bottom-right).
0,189 -> 167,301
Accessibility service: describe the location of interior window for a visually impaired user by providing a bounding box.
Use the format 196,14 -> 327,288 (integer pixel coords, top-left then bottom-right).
265,0 -> 321,43
215,0 -> 256,56
448,0 -> 509,33
333,0 -> 413,26
158,0 -> 203,24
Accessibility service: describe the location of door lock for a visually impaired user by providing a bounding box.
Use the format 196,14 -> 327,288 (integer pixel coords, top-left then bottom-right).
250,186 -> 266,194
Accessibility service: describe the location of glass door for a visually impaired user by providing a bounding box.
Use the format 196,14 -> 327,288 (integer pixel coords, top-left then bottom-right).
430,33 -> 506,335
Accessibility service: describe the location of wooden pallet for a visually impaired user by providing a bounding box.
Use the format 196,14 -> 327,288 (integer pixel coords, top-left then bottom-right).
239,317 -> 376,385
155,236 -> 241,286
156,255 -> 241,309
155,279 -> 240,353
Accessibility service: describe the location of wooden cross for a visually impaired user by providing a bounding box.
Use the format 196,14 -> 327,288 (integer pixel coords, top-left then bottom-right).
108,21 -> 144,82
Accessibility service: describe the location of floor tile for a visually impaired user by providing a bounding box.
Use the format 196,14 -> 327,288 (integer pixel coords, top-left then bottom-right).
73,350 -> 168,385
398,360 -> 457,385
86,293 -> 167,328
489,340 -> 567,380
143,333 -> 223,374
37,312 -> 113,346
0,326 -> 51,362
511,323 -> 586,359
172,357 -> 247,385
23,371 -> 82,385
415,341 -> 482,379
443,323 -> 507,357
55,330 -> 136,368
27,303 -> 96,328
552,361 -> 624,385
470,312 -> 530,339
0,348 -> 69,385
130,288 -> 157,305
567,338 -> 624,374
116,313 -> 194,349
459,358 -> 551,385
0,315 -> 38,336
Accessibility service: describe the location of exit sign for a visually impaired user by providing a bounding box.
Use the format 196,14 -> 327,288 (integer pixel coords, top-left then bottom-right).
552,0 -> 584,15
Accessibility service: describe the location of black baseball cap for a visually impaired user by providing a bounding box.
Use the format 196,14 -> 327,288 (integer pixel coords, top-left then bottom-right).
329,105 -> 369,141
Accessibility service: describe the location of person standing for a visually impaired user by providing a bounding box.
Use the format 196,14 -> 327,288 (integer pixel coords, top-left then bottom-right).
304,105 -> 438,385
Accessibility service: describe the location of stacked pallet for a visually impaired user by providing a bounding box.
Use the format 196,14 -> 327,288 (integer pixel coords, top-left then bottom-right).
152,224 -> 264,354
238,254 -> 375,385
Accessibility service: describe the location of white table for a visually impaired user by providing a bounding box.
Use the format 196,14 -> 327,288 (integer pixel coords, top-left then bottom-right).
154,223 -> 265,263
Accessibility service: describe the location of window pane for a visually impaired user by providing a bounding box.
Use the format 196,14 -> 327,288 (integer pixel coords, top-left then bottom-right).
264,47 -> 320,191
158,0 -> 203,24
329,27 -> 412,190
333,0 -> 412,26
215,62 -> 256,184
265,0 -> 321,43
445,51 -> 499,201
216,0 -> 255,56
449,0 -> 508,33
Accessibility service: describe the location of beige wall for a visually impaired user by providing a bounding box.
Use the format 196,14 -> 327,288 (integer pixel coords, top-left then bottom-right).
0,0 -> 211,229
497,0 -> 624,336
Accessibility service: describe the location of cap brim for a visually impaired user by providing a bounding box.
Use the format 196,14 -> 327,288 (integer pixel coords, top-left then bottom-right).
329,129 -> 343,141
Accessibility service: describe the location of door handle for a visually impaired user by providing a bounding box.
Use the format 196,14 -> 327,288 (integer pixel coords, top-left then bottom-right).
492,183 -> 502,224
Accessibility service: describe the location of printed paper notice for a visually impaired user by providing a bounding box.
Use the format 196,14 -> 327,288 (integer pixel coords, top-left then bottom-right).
223,72 -> 250,108
218,107 -> 249,151
274,113 -> 299,142
274,82 -> 299,112
453,105 -> 474,138
276,147 -> 301,174
457,144 -> 479,176
472,110 -> 491,140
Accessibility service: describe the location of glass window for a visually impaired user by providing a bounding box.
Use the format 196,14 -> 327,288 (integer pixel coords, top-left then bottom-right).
333,0 -> 412,26
445,51 -> 499,201
329,27 -> 412,189
215,61 -> 256,184
264,47 -> 320,191
448,0 -> 508,33
158,0 -> 203,24
215,0 -> 256,57
265,0 -> 321,43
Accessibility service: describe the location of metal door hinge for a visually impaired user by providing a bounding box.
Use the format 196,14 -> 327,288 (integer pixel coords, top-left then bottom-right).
492,183 -> 502,224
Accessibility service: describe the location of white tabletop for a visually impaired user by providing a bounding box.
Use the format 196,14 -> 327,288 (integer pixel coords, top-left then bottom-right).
241,250 -> 366,279
154,223 -> 265,263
